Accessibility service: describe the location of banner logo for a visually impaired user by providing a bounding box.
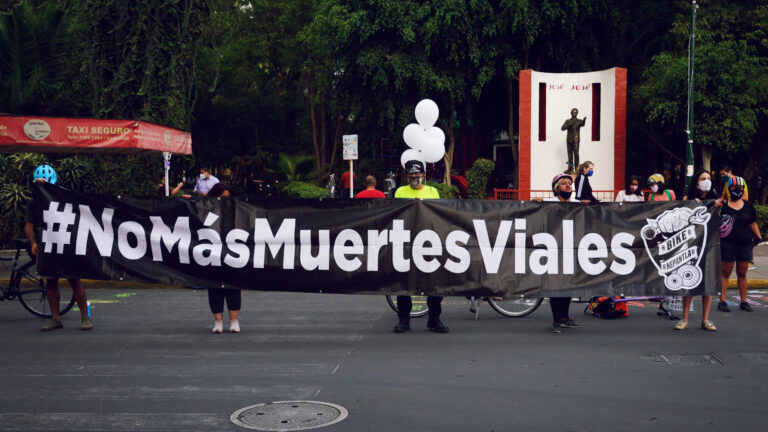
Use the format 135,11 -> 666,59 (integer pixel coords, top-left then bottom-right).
23,119 -> 51,140
641,206 -> 710,291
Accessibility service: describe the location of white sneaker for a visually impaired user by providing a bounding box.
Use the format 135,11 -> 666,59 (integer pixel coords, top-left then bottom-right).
212,321 -> 223,333
229,320 -> 240,333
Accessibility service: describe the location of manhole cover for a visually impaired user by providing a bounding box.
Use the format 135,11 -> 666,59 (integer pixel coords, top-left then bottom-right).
231,400 -> 348,431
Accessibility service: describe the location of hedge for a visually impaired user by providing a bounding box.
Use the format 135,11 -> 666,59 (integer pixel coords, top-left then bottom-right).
280,181 -> 330,199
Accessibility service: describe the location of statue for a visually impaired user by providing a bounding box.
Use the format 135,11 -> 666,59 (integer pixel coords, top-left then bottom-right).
561,108 -> 587,173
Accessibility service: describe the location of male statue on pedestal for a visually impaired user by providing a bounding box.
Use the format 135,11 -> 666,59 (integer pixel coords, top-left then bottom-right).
561,108 -> 587,173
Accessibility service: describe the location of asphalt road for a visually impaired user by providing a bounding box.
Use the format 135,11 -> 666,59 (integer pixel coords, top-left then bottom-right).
1,286 -> 767,432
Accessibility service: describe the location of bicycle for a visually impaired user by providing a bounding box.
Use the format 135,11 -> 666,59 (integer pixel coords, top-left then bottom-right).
385,295 -> 543,319
0,239 -> 75,318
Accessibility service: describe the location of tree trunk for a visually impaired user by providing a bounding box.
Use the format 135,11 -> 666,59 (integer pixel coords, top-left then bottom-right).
507,78 -> 519,187
701,144 -> 712,172
307,75 -> 324,177
319,94 -> 327,176
443,98 -> 456,185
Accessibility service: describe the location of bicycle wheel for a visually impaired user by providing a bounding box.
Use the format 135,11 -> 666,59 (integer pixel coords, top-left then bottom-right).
487,296 -> 543,317
385,295 -> 429,318
15,272 -> 76,319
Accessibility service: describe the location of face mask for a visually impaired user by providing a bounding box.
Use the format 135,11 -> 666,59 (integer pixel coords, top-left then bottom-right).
630,185 -> 638,192
558,191 -> 573,200
199,174 -> 206,181
730,189 -> 743,200
409,176 -> 423,189
721,174 -> 729,185
650,184 -> 659,193
587,170 -> 594,177
698,179 -> 712,191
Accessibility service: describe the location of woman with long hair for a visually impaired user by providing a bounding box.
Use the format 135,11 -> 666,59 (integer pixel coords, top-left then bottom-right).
574,161 -> 598,203
683,169 -> 719,201
615,176 -> 644,202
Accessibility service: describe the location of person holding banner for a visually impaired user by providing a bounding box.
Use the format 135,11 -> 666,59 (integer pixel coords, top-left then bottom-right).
393,160 -> 447,333
647,174 -> 675,201
717,176 -> 762,314
206,182 -> 240,333
544,173 -> 582,334
24,165 -> 93,332
675,169 -> 721,331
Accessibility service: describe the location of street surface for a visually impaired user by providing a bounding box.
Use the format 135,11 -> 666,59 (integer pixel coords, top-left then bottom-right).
1,282 -> 767,431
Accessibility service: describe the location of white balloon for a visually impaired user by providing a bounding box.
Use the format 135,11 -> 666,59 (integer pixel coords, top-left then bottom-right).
403,123 -> 425,150
414,99 -> 439,129
421,141 -> 445,163
400,148 -> 424,168
424,126 -> 445,146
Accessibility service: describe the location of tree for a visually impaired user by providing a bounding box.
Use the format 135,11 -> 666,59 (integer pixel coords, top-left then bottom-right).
637,1 -> 768,174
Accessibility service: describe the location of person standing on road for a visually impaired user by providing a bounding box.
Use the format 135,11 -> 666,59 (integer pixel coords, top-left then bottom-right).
541,173 -> 583,334
676,168 -> 721,331
615,176 -> 645,202
355,175 -> 385,199
194,167 -> 220,197
719,164 -> 749,202
718,176 -> 762,314
393,160 -> 448,333
574,161 -> 598,203
205,182 -> 240,333
24,165 -> 93,332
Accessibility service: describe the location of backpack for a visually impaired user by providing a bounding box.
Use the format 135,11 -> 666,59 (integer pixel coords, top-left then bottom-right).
584,296 -> 629,319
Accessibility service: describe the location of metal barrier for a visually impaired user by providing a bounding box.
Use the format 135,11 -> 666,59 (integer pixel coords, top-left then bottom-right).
493,189 -> 626,202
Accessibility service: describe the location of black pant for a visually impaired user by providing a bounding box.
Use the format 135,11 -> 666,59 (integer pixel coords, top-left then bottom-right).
549,297 -> 571,323
208,288 -> 242,314
397,295 -> 442,320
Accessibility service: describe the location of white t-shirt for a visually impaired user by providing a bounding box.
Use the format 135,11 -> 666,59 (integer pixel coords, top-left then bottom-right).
544,195 -> 579,202
615,190 -> 644,202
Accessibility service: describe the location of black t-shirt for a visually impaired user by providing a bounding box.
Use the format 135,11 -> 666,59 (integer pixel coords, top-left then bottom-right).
720,201 -> 757,244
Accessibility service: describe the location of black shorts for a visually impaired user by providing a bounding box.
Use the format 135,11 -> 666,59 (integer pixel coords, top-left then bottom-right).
720,241 -> 753,263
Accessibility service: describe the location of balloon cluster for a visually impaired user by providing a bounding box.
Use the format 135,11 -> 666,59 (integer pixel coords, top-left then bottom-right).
400,99 -> 446,168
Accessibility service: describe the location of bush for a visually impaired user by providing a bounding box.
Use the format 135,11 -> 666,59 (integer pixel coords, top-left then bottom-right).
756,204 -> 768,239
425,181 -> 460,199
281,181 -> 330,199
466,158 -> 495,199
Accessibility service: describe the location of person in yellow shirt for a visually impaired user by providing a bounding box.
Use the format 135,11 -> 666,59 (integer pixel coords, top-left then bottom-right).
393,160 -> 447,333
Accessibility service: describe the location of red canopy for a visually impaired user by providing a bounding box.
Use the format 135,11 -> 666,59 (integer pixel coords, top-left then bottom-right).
0,115 -> 192,154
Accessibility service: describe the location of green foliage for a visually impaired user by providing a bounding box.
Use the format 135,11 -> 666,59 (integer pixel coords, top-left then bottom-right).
268,153 -> 316,183
424,181 -> 459,199
280,181 -> 329,199
756,204 -> 768,239
466,158 -> 495,199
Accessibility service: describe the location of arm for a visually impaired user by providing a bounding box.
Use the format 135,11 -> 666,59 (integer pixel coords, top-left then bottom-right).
170,182 -> 184,196
24,222 -> 39,256
561,120 -> 570,131
750,222 -> 762,242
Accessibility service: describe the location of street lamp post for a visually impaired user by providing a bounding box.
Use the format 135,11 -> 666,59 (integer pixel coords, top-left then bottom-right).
685,0 -> 698,189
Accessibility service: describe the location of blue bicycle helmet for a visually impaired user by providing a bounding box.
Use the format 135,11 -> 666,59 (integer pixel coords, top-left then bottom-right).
33,164 -> 57,184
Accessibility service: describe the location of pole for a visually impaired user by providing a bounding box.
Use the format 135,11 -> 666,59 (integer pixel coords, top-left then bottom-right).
685,0 -> 698,189
163,151 -> 172,196
349,160 -> 354,198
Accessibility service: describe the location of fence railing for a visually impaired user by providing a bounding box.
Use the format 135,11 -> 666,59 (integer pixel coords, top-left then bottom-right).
493,189 -> 649,202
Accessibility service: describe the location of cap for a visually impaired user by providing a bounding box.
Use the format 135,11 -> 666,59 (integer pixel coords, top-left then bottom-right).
647,173 -> 665,184
551,173 -> 572,191
405,160 -> 425,174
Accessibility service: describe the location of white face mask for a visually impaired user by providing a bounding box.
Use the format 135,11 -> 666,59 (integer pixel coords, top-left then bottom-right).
698,179 -> 712,191
199,173 -> 206,181
650,184 -> 659,193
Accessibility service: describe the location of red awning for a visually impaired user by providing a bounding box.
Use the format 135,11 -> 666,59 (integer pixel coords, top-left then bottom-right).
0,115 -> 192,155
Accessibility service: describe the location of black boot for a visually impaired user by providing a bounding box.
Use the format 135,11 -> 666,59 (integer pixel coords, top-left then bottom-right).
393,318 -> 410,333
427,317 -> 449,333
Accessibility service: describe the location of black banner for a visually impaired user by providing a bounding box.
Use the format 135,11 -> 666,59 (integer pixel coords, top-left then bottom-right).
31,183 -> 721,297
